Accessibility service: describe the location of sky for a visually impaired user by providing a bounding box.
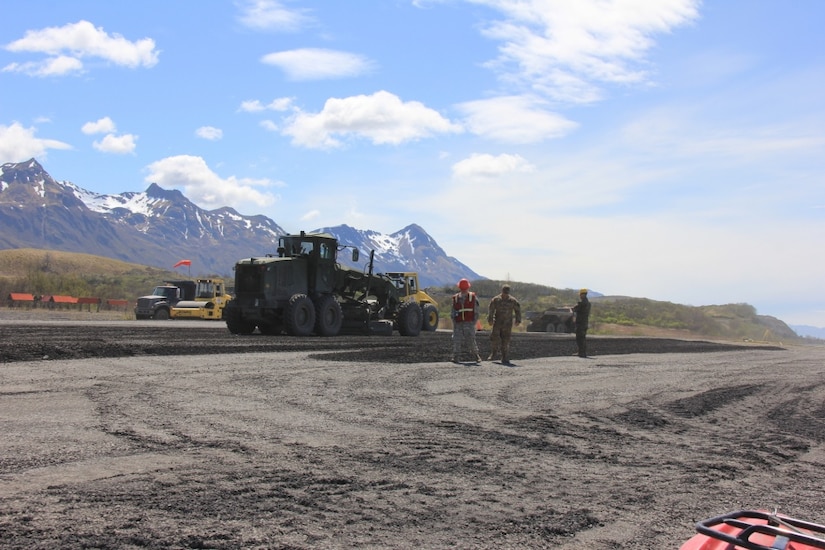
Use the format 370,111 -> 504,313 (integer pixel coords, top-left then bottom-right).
1,1 -> 824,327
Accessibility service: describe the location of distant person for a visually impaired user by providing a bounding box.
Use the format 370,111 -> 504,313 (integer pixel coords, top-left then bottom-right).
451,278 -> 482,363
487,284 -> 522,365
573,288 -> 591,357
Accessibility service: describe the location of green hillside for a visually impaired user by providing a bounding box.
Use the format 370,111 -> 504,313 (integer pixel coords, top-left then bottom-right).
428,280 -> 800,343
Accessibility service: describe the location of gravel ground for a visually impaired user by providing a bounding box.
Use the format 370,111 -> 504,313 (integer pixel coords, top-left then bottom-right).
1,319 -> 824,549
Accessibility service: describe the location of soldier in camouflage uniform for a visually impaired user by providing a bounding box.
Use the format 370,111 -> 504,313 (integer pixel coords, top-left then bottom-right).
487,285 -> 521,365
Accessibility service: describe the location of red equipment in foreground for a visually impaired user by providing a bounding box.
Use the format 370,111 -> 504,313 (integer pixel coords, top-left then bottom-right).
680,510 -> 825,550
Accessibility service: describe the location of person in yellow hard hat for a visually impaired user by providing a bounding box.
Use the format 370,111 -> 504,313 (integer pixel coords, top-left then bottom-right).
451,278 -> 482,363
572,288 -> 591,357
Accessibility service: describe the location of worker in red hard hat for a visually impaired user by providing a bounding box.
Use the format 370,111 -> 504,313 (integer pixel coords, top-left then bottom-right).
451,278 -> 482,364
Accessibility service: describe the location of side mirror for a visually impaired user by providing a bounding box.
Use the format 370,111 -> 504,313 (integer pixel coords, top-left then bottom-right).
352,249 -> 359,262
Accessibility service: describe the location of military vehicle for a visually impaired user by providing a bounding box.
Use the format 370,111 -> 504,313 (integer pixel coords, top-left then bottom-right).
525,306 -> 576,333
223,231 -> 424,337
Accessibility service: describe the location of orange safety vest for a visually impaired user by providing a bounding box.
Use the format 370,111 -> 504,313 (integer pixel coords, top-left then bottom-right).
452,292 -> 477,322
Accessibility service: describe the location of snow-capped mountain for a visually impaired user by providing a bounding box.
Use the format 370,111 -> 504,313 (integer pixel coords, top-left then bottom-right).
0,159 -> 482,286
314,224 -> 482,288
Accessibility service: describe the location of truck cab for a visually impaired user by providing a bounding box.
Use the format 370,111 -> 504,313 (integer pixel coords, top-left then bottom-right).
134,280 -> 196,320
227,232 -> 344,335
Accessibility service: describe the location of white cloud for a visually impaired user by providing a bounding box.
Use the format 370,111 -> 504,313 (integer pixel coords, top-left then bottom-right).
260,120 -> 278,132
456,95 -> 578,142
239,97 -> 293,112
236,0 -> 315,31
195,126 -> 223,141
81,117 -> 117,135
92,133 -> 137,154
261,48 -> 374,81
452,153 -> 536,180
300,209 -> 321,222
469,0 -> 700,103
3,55 -> 84,77
0,122 -> 71,161
144,155 -> 282,212
621,106 -> 825,162
3,20 -> 159,77
282,90 -> 463,149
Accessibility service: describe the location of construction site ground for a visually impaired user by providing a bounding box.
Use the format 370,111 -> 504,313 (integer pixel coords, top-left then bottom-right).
1,314 -> 824,549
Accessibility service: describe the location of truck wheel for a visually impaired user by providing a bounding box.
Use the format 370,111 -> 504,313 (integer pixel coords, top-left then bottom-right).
285,294 -> 315,336
227,318 -> 256,335
259,323 -> 281,335
421,303 -> 439,332
545,323 -> 556,333
397,301 -> 422,337
154,308 -> 170,320
315,295 -> 343,337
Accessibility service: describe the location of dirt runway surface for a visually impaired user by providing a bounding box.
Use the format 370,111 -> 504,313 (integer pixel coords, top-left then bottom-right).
1,321 -> 824,549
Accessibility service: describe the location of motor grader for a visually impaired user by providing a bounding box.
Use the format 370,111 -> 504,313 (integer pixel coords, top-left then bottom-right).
223,231 -> 425,337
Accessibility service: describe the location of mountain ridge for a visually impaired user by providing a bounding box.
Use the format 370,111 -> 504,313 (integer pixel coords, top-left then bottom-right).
0,158 -> 482,287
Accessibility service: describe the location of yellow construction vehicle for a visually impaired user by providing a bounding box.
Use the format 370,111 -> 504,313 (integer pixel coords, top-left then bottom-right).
385,272 -> 440,331
170,278 -> 231,320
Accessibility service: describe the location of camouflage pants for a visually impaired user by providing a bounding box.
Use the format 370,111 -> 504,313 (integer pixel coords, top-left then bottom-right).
452,322 -> 479,359
490,323 -> 513,361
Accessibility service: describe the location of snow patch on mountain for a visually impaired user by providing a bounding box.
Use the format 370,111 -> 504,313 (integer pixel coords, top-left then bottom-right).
66,183 -> 158,217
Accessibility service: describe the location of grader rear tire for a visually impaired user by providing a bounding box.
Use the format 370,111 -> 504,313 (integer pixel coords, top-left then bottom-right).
285,294 -> 315,336
315,295 -> 343,337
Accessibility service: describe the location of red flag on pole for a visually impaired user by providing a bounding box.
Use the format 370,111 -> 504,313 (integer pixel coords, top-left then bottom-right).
173,259 -> 192,268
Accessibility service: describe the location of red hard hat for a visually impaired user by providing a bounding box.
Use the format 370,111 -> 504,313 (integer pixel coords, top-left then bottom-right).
458,278 -> 470,290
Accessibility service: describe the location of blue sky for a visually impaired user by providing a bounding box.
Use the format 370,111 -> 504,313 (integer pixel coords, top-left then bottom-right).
2,1 -> 824,327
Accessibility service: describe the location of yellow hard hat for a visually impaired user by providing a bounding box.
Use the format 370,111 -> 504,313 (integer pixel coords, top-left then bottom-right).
579,288 -> 588,295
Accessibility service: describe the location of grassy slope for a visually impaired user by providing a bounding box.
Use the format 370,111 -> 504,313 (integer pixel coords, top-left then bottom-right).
0,248 -> 186,301
0,248 -> 164,277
